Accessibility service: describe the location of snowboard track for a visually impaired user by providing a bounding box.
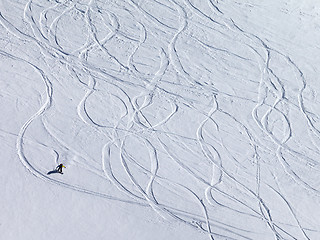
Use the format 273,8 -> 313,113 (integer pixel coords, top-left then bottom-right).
1,0 -> 320,239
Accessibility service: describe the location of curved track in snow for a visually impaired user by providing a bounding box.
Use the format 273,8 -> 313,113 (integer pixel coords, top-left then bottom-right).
1,0 -> 320,239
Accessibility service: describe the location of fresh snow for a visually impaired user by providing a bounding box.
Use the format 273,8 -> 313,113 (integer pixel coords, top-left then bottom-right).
1,1 -> 320,239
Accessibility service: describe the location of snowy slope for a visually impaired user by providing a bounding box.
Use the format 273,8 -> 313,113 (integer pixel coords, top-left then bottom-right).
1,0 -> 320,239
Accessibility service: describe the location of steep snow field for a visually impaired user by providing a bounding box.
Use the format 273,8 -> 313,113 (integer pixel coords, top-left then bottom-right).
1,1 -> 320,239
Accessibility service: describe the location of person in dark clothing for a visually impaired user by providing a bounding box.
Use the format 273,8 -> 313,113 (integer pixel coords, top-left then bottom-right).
56,164 -> 66,174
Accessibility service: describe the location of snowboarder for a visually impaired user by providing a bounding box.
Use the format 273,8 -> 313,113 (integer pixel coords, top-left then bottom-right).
56,164 -> 66,174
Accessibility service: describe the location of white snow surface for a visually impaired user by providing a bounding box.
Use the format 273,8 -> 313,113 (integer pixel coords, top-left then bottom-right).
1,1 -> 320,239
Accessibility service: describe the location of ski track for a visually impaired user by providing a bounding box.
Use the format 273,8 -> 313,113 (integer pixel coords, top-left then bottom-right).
1,0 -> 320,239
